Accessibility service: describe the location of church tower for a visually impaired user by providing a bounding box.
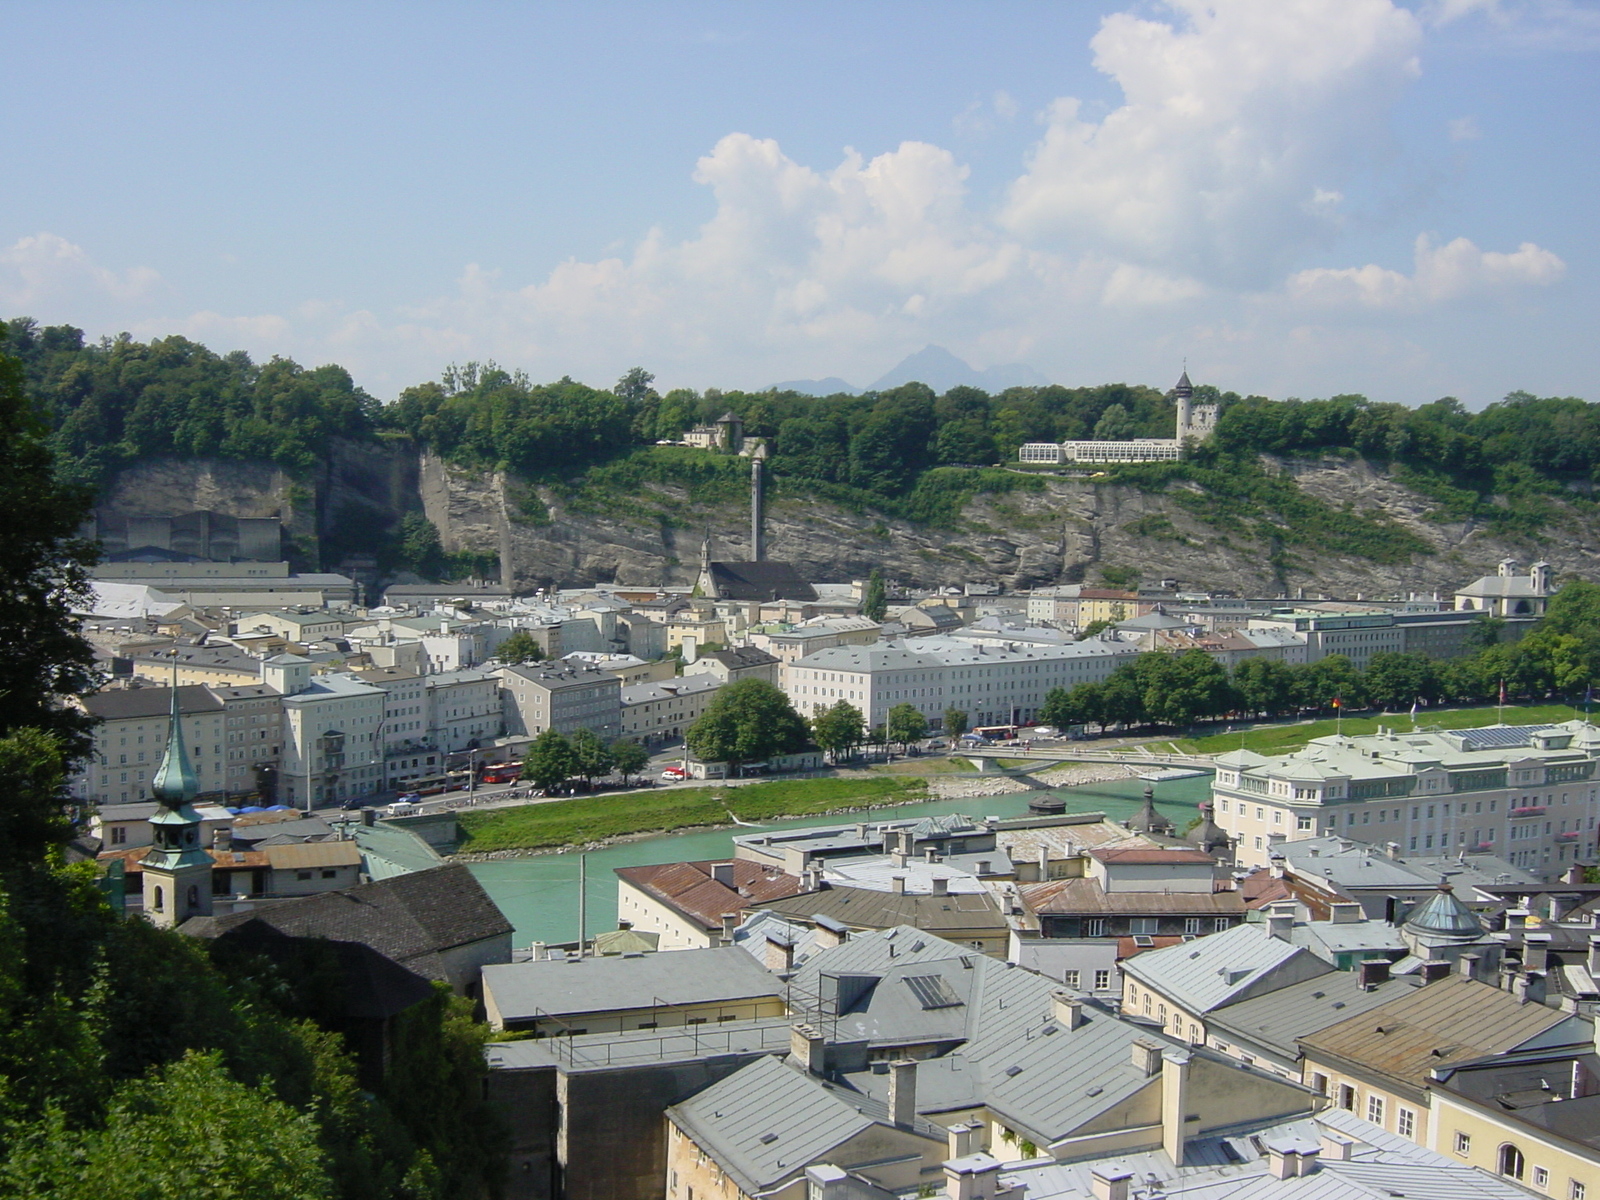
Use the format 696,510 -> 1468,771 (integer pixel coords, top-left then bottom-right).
140,686 -> 213,928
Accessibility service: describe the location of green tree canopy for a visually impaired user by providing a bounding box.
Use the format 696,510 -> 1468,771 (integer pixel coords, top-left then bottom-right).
862,568 -> 888,624
494,630 -> 545,664
943,707 -> 968,738
607,739 -> 650,781
685,679 -> 810,772
885,703 -> 929,750
523,729 -> 576,791
568,728 -> 614,784
810,701 -> 866,762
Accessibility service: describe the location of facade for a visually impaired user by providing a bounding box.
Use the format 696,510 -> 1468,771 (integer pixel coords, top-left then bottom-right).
682,646 -> 781,686
782,635 -> 1137,729
71,685 -> 229,805
1455,559 -> 1554,617
1212,721 -> 1600,878
620,673 -> 724,745
210,682 -> 284,801
1016,847 -> 1243,942
1017,371 -> 1217,466
753,618 -> 882,664
350,666 -> 441,788
236,608 -> 347,643
281,673 -> 387,808
499,662 -> 623,740
425,668 -> 503,754
614,859 -> 804,950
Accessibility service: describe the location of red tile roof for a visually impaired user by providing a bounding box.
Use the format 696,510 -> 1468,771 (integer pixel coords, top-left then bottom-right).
616,859 -> 804,932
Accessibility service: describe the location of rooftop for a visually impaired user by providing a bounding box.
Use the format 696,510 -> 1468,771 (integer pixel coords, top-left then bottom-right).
1120,922 -> 1331,1013
614,859 -> 804,932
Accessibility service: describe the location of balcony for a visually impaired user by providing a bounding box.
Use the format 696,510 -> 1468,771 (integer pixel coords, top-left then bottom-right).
1556,831 -> 1582,841
1508,806 -> 1546,818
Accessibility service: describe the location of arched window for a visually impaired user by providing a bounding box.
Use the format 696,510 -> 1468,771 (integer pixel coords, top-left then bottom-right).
152,886 -> 164,911
1498,1144 -> 1525,1180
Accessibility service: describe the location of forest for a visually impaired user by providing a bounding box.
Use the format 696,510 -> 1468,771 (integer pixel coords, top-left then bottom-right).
5,316 -> 1598,547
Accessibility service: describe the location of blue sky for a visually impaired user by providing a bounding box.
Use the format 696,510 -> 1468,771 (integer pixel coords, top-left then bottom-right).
3,1 -> 1597,406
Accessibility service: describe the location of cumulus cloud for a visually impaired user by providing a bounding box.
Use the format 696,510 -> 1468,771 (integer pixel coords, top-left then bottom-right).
1287,233 -> 1565,308
1002,0 -> 1422,287
0,232 -> 160,307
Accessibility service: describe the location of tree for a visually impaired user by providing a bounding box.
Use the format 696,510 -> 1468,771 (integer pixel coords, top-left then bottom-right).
1364,652 -> 1441,711
943,707 -> 968,738
1543,580 -> 1600,637
614,366 -> 657,405
522,729 -> 576,791
494,630 -> 544,664
811,701 -> 866,762
396,512 -> 446,578
1078,618 -> 1113,640
568,728 -> 614,785
608,739 -> 649,783
1466,612 -> 1506,650
685,679 -> 810,774
862,568 -> 888,623
1232,658 -> 1297,718
885,703 -> 929,751
1092,403 -> 1135,441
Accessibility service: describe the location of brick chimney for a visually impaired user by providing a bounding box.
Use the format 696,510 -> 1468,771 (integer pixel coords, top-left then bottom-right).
1524,933 -> 1551,973
1052,990 -> 1084,1030
888,1059 -> 917,1128
790,1023 -> 826,1075
1419,959 -> 1452,984
1357,959 -> 1390,989
1089,1165 -> 1132,1200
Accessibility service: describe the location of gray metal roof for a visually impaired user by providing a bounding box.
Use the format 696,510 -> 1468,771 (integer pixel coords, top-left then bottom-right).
482,945 -> 783,1022
1120,923 -> 1332,1013
667,1055 -> 940,1196
1207,973 -> 1423,1061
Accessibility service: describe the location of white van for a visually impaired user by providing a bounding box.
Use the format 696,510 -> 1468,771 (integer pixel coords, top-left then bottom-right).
384,800 -> 421,817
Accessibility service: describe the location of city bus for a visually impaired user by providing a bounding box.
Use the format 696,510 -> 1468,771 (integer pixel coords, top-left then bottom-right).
479,761 -> 522,785
971,724 -> 1019,741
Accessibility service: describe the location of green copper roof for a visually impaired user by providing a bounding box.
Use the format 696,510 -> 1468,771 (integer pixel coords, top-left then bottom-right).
1404,882 -> 1483,938
150,686 -> 200,808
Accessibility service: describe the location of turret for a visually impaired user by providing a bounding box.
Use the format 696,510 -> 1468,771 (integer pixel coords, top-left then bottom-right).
140,683 -> 214,928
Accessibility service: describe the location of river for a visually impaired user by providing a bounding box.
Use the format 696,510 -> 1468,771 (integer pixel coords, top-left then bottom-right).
469,773 -> 1215,947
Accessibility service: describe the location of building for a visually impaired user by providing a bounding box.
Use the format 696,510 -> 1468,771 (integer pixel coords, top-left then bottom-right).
71,684 -> 229,805
751,882 -> 1009,956
614,859 -> 805,950
90,558 -> 357,606
138,687 -> 214,929
782,635 -> 1138,729
90,508 -> 282,562
500,662 -> 623,740
752,618 -> 882,664
694,536 -> 818,604
279,671 -> 386,808
425,668 -> 503,755
1299,973 -> 1586,1151
235,609 -> 348,644
1018,372 -> 1218,466
1211,721 -> 1600,878
183,862 -> 513,996
1456,559 -> 1554,617
1014,846 -> 1244,944
127,643 -> 264,687
350,666 -> 441,788
681,645 -> 781,686
89,798 -> 233,851
210,681 -> 284,801
482,945 -> 787,1035
620,674 -> 725,746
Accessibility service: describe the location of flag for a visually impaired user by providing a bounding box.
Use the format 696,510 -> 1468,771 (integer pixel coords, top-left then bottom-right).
1586,684 -> 1594,708
1331,697 -> 1341,709
1499,680 -> 1507,706
1410,698 -> 1419,720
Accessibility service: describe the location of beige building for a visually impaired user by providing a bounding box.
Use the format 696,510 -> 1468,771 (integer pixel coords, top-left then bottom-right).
1455,559 -> 1554,617
236,609 -> 348,644
71,685 -> 230,804
499,662 -> 622,740
210,681 -> 284,801
614,859 -> 804,950
619,674 -> 724,747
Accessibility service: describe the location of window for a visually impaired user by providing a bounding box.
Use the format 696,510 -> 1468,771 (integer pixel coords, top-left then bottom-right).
1311,1073 -> 1328,1095
1499,1144 -> 1525,1181
1214,917 -> 1231,932
1338,1085 -> 1356,1111
1130,917 -> 1158,935
1367,1095 -> 1385,1125
1453,1131 -> 1471,1156
1184,917 -> 1203,935
1086,918 -> 1106,937
1397,1108 -> 1415,1139
1571,1181 -> 1586,1200
110,826 -> 127,845
1297,815 -> 1313,831
296,870 -> 312,881
1094,970 -> 1111,990
1534,1168 -> 1549,1188
1063,970 -> 1080,989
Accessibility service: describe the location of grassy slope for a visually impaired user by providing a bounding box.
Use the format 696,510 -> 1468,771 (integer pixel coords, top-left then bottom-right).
1171,702 -> 1583,756
455,775 -> 929,854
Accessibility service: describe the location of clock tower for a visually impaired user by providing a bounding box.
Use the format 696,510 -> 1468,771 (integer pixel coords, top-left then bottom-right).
140,686 -> 213,928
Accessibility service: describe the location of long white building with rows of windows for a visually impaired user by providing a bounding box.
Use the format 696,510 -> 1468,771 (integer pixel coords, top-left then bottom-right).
1211,721 -> 1600,881
780,635 -> 1138,730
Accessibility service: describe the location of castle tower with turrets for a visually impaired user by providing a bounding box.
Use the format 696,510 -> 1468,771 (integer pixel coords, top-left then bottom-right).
1173,370 -> 1218,442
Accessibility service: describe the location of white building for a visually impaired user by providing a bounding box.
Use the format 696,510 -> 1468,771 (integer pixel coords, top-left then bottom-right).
1455,558 -> 1554,618
279,670 -> 386,809
1212,721 -> 1600,880
70,685 -> 229,805
499,662 -> 623,740
350,666 -> 441,787
425,669 -> 503,754
620,673 -> 724,745
782,635 -> 1138,730
1018,371 -> 1217,466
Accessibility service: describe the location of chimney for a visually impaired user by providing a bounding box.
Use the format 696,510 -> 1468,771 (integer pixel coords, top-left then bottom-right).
944,1153 -> 1006,1200
1385,842 -> 1402,860
1267,912 -> 1294,941
710,861 -> 736,887
1457,952 -> 1481,981
892,850 -> 909,868
1265,1138 -> 1319,1179
947,1121 -> 981,1159
720,912 -> 738,944
933,877 -> 950,897
888,1059 -> 917,1128
1329,902 -> 1362,925
1131,1038 -> 1163,1077
891,875 -> 907,895
1037,845 -> 1050,881
1162,1050 -> 1191,1166
362,807 -> 377,827
1357,958 -> 1390,989
1051,990 -> 1084,1030
764,935 -> 795,972
1089,1165 -> 1133,1200
1588,935 -> 1600,977
976,859 -> 992,875
1319,1132 -> 1355,1161
804,1165 -> 850,1200
1420,959 -> 1452,984
790,1023 -> 826,1075
212,825 -> 231,853
1524,933 -> 1551,973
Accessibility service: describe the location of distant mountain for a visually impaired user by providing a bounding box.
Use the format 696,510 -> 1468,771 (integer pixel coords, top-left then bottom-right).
869,345 -> 1047,393
768,376 -> 863,396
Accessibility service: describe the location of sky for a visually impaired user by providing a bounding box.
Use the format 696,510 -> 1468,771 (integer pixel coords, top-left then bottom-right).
3,0 -> 1597,407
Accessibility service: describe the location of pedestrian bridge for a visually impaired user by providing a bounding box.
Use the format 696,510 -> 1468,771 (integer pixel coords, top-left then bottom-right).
957,744 -> 1217,775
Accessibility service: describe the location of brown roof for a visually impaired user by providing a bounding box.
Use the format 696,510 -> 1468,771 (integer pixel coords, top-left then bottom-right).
1020,877 -> 1245,916
752,884 -> 1004,935
264,842 -> 363,870
1116,935 -> 1186,960
1299,975 -> 1570,1088
615,859 -> 804,932
1089,847 -> 1216,866
1240,871 -> 1294,910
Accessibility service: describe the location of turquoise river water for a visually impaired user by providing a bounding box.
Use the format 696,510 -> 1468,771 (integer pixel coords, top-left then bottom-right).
469,773 -> 1214,947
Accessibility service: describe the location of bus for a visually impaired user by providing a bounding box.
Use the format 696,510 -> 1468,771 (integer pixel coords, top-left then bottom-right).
479,761 -> 522,785
409,775 -> 453,797
971,724 -> 1019,742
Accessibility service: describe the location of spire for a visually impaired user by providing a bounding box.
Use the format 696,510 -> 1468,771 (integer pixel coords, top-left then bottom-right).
151,680 -> 199,810
1174,369 -> 1193,399
1128,780 -> 1175,836
1187,801 -> 1232,857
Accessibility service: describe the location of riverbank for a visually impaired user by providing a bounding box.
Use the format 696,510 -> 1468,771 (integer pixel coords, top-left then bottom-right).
924,761 -> 1143,800
453,774 -> 930,857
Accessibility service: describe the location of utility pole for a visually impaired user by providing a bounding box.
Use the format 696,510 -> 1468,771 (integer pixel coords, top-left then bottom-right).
577,853 -> 587,959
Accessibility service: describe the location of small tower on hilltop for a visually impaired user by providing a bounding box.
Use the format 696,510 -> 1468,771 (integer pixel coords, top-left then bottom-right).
1173,369 -> 1218,443
140,684 -> 213,929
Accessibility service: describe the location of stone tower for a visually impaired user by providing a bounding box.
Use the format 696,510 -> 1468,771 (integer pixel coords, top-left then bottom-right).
140,685 -> 213,928
1173,369 -> 1218,442
750,442 -> 767,562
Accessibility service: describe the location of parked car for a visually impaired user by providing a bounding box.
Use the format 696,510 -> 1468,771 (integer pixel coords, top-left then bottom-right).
660,767 -> 687,780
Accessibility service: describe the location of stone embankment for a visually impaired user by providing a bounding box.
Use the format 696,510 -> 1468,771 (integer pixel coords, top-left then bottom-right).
926,762 -> 1140,800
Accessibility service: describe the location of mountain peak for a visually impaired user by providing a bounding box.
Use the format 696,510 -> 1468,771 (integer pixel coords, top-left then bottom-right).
869,345 -> 1047,393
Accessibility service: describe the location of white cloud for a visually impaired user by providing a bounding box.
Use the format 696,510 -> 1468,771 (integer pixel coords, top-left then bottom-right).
1287,233 -> 1565,308
1448,115 -> 1481,141
0,232 -> 160,307
1002,0 -> 1422,287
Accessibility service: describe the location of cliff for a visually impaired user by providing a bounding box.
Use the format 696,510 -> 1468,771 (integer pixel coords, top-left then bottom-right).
95,448 -> 1600,599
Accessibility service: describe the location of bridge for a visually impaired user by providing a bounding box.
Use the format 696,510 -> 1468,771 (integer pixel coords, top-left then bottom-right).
956,743 -> 1217,775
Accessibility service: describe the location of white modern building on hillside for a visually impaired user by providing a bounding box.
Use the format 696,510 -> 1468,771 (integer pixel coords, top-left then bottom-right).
1019,370 -> 1218,465
1211,721 -> 1600,879
782,635 -> 1138,730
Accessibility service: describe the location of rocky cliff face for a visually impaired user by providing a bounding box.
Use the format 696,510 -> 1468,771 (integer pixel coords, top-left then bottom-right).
97,449 -> 1600,598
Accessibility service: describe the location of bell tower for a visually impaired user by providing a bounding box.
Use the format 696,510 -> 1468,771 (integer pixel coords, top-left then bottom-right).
140,683 -> 213,928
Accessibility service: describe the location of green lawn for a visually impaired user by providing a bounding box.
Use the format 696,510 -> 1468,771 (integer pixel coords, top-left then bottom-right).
455,775 -> 929,853
1171,702 -> 1585,756
869,757 -> 976,775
